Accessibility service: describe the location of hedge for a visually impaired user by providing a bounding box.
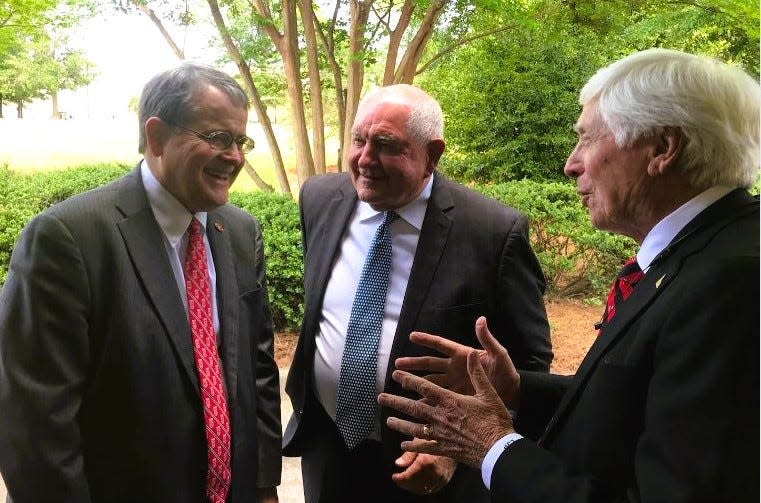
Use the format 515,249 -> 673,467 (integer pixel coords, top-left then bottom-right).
2,164 -> 640,331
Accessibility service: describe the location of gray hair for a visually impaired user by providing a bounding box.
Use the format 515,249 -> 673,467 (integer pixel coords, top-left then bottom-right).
358,84 -> 444,146
137,63 -> 248,154
580,48 -> 759,190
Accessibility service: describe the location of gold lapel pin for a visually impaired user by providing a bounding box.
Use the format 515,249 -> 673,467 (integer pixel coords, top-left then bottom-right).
214,222 -> 224,232
655,274 -> 666,289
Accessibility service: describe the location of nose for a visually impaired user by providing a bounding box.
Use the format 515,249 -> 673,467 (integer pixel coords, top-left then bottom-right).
356,141 -> 377,169
563,143 -> 583,178
219,143 -> 244,165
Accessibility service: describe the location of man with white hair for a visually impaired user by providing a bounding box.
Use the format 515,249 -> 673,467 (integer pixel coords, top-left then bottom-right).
379,48 -> 759,501
282,84 -> 553,502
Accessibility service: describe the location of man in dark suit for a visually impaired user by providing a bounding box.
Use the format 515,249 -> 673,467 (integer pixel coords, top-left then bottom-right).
379,48 -> 759,502
0,64 -> 281,502
282,84 -> 553,503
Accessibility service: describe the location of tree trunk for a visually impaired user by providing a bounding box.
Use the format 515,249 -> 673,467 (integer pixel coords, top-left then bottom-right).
243,160 -> 274,192
51,91 -> 60,119
342,0 -> 372,169
0,94 -> 4,118
313,3 -> 346,172
16,101 -> 23,119
132,0 -> 185,60
281,0 -> 315,186
252,0 -> 315,187
206,0 -> 292,196
299,0 -> 326,174
394,0 -> 446,84
383,0 -> 414,85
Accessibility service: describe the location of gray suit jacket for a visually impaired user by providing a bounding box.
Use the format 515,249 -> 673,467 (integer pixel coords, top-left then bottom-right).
0,165 -> 281,502
283,172 -> 552,502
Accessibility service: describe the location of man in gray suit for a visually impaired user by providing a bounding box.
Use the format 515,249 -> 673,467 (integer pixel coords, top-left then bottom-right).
282,84 -> 553,503
0,64 -> 281,502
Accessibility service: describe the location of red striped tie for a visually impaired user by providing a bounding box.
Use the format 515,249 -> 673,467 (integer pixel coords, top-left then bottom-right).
598,257 -> 644,335
184,217 -> 231,503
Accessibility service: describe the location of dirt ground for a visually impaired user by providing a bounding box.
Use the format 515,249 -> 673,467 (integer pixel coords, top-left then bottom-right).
274,299 -> 602,375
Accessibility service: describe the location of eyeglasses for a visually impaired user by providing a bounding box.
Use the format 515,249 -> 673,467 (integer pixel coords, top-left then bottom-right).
164,119 -> 255,154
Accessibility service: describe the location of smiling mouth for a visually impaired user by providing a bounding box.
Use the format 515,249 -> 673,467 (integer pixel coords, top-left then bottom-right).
205,169 -> 234,181
358,172 -> 385,182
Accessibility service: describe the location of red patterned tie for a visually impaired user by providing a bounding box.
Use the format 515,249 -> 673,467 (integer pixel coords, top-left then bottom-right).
597,257 -> 644,334
184,218 -> 231,503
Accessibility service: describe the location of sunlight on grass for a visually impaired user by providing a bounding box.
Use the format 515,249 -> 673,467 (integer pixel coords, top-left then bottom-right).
0,117 -> 308,195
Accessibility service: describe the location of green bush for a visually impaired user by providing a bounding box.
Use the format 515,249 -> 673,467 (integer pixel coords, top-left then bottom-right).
478,179 -> 637,300
229,191 -> 303,331
0,163 -> 131,285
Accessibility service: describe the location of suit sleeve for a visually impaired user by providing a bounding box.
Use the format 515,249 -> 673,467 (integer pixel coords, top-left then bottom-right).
514,371 -> 572,440
0,213 -> 93,501
251,222 -> 283,487
494,214 -> 553,371
490,255 -> 759,502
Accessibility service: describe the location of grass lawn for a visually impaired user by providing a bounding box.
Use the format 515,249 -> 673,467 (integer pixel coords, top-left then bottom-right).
0,117 -> 306,193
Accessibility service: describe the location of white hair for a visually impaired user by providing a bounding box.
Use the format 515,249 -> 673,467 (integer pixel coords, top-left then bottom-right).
357,84 -> 444,146
580,48 -> 759,189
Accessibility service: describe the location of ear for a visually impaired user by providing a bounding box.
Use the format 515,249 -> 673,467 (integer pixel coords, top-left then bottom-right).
425,139 -> 446,175
144,116 -> 170,157
647,127 -> 686,176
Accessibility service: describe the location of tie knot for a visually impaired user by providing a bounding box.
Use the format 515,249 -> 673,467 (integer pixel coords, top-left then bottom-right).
188,217 -> 203,238
383,210 -> 399,226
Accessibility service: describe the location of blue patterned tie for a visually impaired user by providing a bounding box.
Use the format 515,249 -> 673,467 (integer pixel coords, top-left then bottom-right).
335,210 -> 397,449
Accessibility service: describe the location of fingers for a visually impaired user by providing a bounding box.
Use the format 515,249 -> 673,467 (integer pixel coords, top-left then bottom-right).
391,452 -> 449,495
474,316 -> 504,356
423,373 -> 450,388
385,416 -> 437,444
378,388 -> 434,426
408,331 -> 465,355
466,350 -> 496,396
394,355 -> 450,373
388,369 -> 452,405
395,450 -> 418,468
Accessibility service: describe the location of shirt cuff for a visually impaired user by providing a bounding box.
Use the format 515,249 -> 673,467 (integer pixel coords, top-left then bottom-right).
481,432 -> 523,489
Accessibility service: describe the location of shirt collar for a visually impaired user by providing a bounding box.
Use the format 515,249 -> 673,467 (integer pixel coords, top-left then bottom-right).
637,185 -> 733,270
355,173 -> 434,230
140,160 -> 208,245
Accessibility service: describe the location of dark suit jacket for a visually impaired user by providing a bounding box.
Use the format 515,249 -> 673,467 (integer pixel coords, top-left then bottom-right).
492,189 -> 759,502
0,165 -> 282,502
283,173 -> 553,502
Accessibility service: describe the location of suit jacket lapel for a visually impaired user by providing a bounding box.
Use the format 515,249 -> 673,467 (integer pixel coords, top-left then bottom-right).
302,176 -> 357,361
541,189 -> 758,444
207,210 -> 239,404
115,166 -> 199,391
385,175 -> 454,388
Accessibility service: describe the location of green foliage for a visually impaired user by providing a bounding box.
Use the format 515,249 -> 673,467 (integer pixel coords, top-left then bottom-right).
0,1 -> 95,112
422,9 -> 609,183
477,179 -> 637,299
0,163 -> 130,284
229,191 -> 303,331
421,0 -> 759,185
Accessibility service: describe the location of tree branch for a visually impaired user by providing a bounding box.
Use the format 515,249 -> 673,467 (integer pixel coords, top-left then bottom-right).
416,25 -> 516,75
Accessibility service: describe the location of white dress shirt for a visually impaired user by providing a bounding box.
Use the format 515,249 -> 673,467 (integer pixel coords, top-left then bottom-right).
480,184 -> 734,489
313,175 -> 434,440
140,161 -> 220,335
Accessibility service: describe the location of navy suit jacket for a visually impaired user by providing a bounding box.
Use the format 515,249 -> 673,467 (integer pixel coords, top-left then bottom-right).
0,165 -> 282,502
494,188 -> 759,502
